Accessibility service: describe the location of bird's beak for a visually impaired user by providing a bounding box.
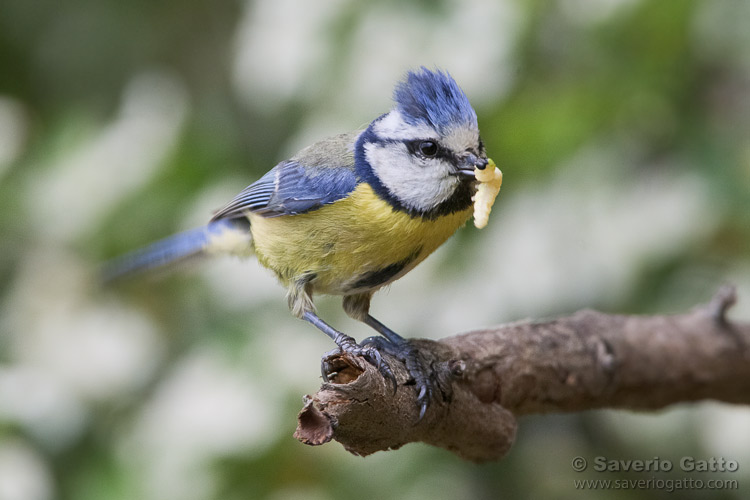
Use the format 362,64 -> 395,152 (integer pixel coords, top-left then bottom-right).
455,154 -> 488,179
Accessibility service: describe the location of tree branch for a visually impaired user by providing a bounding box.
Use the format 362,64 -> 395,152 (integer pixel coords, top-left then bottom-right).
294,286 -> 750,462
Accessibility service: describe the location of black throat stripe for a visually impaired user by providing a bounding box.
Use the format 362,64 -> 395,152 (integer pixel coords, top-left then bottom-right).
348,248 -> 422,291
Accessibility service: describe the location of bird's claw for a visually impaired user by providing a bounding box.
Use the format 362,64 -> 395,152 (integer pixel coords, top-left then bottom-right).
362,336 -> 434,421
321,333 -> 435,420
360,336 -> 398,394
320,335 -> 397,391
404,348 -> 432,421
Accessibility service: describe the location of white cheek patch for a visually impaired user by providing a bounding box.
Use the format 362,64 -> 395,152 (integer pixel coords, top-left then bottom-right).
373,110 -> 437,141
364,142 -> 459,213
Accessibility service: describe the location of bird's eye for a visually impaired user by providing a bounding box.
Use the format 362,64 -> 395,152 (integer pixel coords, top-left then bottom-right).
418,141 -> 438,157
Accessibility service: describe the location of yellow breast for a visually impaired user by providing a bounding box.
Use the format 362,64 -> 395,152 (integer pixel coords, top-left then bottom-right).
248,183 -> 471,295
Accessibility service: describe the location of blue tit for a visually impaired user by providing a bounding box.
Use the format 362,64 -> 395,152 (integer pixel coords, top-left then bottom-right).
107,67 -> 489,418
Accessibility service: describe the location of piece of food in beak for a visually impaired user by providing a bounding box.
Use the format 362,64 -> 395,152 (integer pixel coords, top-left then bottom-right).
473,158 -> 503,229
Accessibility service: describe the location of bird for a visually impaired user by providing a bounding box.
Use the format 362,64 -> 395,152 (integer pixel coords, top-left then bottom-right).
106,67 -> 489,419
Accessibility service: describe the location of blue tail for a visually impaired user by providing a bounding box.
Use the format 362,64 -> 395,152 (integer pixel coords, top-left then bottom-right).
103,219 -> 249,282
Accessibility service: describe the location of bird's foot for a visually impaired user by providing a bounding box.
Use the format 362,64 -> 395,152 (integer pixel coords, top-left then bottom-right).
321,333 -> 397,391
361,336 -> 433,421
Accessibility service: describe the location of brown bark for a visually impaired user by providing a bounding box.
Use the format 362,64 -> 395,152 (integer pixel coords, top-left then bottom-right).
294,286 -> 750,462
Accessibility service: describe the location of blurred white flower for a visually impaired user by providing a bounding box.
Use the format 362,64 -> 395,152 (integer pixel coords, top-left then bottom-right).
0,367 -> 87,451
1,249 -> 164,449
27,70 -> 189,243
125,348 -> 281,500
5,250 -> 164,401
233,0 -> 348,110
233,0 -> 520,157
0,440 -> 54,500
698,404 -> 750,465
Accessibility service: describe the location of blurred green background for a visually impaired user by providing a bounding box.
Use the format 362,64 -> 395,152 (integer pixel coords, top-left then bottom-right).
1,0 -> 749,499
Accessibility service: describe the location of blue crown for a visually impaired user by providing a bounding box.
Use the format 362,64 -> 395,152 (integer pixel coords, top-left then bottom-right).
393,67 -> 477,133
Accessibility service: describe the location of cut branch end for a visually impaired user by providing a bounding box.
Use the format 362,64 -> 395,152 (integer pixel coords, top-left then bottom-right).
295,288 -> 749,461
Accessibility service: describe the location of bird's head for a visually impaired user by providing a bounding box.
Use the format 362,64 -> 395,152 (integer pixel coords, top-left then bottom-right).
357,67 -> 487,217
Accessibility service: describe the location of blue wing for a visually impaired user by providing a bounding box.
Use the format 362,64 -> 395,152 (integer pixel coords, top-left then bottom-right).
104,132 -> 362,281
212,133 -> 361,220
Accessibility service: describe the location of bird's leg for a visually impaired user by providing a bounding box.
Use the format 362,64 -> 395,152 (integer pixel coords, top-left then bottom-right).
301,311 -> 395,387
361,314 -> 434,420
342,293 -> 435,419
290,279 -> 394,383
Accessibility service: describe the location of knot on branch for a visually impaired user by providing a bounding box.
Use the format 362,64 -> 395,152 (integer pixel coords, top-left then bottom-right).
294,342 -> 518,462
706,284 -> 737,324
